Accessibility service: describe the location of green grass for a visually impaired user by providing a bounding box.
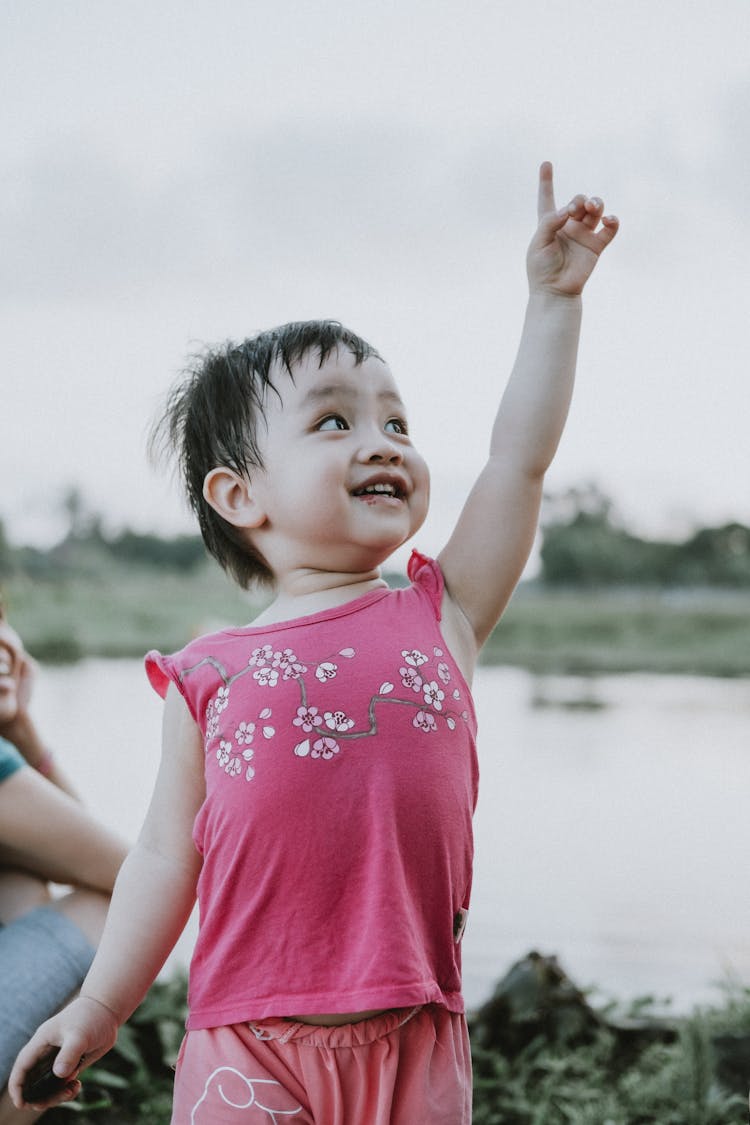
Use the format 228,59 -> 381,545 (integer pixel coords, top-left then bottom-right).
4,565 -> 264,662
481,584 -> 750,677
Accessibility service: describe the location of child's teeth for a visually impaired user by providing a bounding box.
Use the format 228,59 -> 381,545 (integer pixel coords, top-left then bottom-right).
355,482 -> 398,496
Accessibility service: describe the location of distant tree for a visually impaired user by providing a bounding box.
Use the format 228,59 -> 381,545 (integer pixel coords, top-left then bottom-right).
539,488 -> 750,587
62,485 -> 89,539
105,530 -> 206,571
541,483 -> 615,528
0,519 -> 15,579
672,523 -> 750,586
540,487 -> 674,586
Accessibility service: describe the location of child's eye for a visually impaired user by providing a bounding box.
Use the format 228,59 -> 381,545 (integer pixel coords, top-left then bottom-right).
385,418 -> 408,435
317,414 -> 349,432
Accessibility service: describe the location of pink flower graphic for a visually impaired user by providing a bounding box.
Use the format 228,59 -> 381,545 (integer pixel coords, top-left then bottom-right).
253,667 -> 279,688
422,680 -> 445,711
311,737 -> 339,759
248,644 -> 274,667
234,722 -> 255,745
400,667 -> 423,693
324,710 -> 354,732
293,706 -> 323,732
215,686 -> 230,713
271,649 -> 308,679
413,710 -> 437,733
282,661 -> 307,680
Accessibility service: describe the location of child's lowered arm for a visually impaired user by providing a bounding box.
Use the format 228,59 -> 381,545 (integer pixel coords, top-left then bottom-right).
439,162 -> 619,651
9,686 -> 205,1112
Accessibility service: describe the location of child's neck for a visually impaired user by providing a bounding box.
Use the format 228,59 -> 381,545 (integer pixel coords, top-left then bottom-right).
251,566 -> 389,627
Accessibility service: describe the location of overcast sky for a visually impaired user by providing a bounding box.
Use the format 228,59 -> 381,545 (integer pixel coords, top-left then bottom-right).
2,0 -> 749,564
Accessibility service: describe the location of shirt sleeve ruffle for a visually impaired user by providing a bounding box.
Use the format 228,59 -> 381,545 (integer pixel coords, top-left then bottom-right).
406,550 -> 444,620
144,649 -> 179,700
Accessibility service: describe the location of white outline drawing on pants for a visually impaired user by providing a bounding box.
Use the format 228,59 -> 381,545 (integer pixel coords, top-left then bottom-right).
190,1067 -> 303,1123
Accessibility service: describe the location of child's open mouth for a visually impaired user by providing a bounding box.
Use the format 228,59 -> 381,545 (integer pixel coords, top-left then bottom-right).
351,477 -> 406,504
352,483 -> 402,500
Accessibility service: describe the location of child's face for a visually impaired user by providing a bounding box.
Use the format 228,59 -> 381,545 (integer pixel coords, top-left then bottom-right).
248,346 -> 430,576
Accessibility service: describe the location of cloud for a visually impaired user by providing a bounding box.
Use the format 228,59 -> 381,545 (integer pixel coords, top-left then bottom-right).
0,120 -> 551,306
4,68 -> 747,311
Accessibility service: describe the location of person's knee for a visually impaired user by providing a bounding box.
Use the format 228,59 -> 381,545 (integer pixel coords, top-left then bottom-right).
0,871 -> 51,925
51,888 -> 111,947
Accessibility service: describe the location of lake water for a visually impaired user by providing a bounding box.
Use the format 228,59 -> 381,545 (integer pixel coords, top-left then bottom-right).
30,659 -> 750,1014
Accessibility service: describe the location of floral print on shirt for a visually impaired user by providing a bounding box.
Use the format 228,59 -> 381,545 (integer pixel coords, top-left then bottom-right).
180,641 -> 468,783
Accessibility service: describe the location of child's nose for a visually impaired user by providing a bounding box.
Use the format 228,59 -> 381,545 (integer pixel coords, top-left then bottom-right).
359,431 -> 404,464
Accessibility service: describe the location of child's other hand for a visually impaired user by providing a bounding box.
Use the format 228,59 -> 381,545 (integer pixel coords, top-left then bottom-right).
527,161 -> 619,297
8,996 -> 119,1110
10,646 -> 37,726
0,619 -> 43,757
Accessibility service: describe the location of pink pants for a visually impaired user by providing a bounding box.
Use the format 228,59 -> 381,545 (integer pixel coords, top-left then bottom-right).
171,1005 -> 472,1124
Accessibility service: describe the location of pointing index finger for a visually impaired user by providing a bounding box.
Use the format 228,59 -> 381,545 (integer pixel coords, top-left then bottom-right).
537,161 -> 555,219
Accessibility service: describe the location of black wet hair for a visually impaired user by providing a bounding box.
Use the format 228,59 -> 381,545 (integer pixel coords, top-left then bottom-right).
150,320 -> 382,589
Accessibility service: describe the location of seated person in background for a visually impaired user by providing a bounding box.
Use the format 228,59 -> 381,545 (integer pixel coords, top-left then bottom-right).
0,599 -> 127,1123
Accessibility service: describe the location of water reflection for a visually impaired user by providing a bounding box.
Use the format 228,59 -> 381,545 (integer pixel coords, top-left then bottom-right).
529,675 -> 608,712
468,667 -> 750,1012
30,659 -> 750,1013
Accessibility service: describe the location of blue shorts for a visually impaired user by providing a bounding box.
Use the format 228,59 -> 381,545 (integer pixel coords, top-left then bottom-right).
0,904 -> 94,1086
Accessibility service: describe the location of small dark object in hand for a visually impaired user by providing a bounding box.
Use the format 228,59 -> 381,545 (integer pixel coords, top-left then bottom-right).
22,1051 -> 68,1103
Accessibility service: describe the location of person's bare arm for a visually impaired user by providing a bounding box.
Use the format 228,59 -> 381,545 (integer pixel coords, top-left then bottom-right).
439,162 -> 619,660
0,768 -> 126,892
9,686 -> 204,1111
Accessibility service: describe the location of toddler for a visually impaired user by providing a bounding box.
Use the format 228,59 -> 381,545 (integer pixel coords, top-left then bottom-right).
10,163 -> 618,1124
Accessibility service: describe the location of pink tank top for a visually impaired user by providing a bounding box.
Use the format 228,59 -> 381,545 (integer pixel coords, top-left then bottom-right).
145,552 -> 478,1029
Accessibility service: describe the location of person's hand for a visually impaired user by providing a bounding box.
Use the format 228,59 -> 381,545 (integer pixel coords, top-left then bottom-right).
13,644 -> 36,718
0,618 -> 27,734
8,996 -> 119,1111
527,161 -> 619,297
0,617 -> 43,757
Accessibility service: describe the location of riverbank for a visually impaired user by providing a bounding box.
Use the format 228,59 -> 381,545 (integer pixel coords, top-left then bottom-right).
5,566 -> 750,676
482,582 -> 750,677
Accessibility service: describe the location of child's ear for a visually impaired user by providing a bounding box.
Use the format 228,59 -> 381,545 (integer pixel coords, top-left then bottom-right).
203,467 -> 266,530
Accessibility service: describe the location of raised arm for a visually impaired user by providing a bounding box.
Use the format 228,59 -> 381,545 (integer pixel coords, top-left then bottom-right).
439,162 -> 619,656
8,686 -> 204,1111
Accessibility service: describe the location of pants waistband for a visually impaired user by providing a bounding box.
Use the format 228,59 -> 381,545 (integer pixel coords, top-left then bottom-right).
248,1006 -> 423,1047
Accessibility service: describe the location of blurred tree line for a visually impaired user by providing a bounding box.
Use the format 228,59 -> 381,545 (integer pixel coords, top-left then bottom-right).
1,484 -> 749,588
541,485 -> 750,587
0,520 -> 206,581
0,488 -> 206,581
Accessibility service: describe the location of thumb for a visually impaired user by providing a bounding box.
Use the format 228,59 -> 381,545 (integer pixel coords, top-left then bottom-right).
534,205 -> 573,246
53,1032 -> 88,1078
